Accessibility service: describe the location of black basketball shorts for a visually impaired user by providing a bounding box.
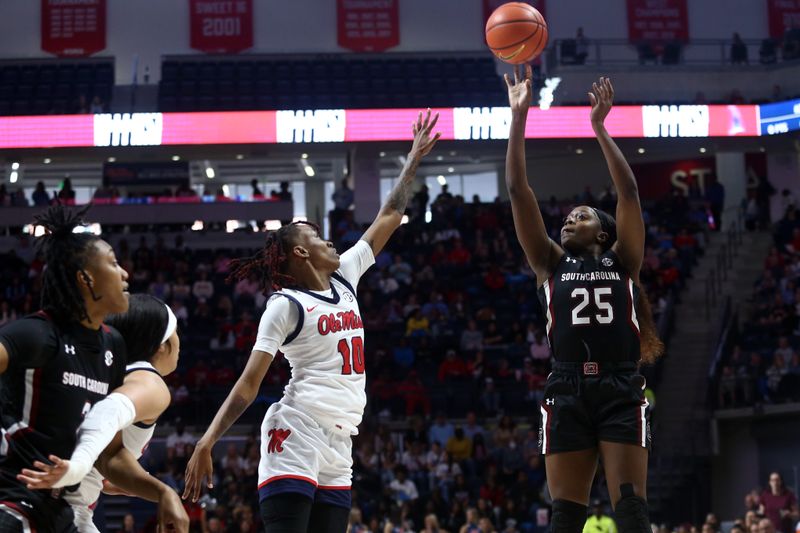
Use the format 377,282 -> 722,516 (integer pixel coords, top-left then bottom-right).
538,362 -> 651,454
0,480 -> 78,533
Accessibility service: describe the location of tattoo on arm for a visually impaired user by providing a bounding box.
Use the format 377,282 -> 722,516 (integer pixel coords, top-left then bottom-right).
385,158 -> 419,214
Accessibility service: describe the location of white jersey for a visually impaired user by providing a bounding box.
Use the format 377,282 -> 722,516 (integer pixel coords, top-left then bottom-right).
254,239 -> 375,436
65,361 -> 159,514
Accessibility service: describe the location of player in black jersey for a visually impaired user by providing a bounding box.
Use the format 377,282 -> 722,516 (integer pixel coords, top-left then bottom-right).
504,69 -> 664,533
0,206 -> 187,533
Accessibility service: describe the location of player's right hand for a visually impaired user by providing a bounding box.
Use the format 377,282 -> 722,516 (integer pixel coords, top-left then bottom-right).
504,64 -> 533,115
182,441 -> 213,502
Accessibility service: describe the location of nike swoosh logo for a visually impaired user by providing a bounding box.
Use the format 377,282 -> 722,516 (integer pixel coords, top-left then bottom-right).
498,43 -> 526,61
306,305 -> 318,312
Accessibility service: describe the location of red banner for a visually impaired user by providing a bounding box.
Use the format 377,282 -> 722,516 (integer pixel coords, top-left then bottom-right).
767,0 -> 800,39
41,0 -> 106,57
189,0 -> 253,54
626,0 -> 689,43
337,0 -> 399,52
632,158 -> 717,200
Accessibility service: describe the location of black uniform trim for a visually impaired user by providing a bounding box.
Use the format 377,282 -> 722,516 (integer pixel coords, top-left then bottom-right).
125,366 -> 161,377
274,294 -> 304,346
134,420 -> 156,429
290,283 -> 340,305
330,272 -> 355,295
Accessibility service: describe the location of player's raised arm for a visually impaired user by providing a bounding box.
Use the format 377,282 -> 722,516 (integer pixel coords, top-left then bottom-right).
183,348 -> 274,501
361,108 -> 441,257
589,77 -> 644,279
504,65 -> 563,283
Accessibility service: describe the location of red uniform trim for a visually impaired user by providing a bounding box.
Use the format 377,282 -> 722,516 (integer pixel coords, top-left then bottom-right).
258,474 -> 318,489
0,500 -> 37,532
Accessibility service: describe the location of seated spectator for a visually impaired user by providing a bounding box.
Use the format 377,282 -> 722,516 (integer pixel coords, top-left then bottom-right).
89,95 -> 105,113
406,309 -> 430,337
731,32 -> 749,64
388,466 -> 419,506
192,269 -> 215,301
390,254 -> 413,285
438,349 -> 467,382
461,319 -> 484,352
58,177 -> 76,204
575,27 -> 589,64
31,181 -> 50,207
529,329 -> 550,361
429,414 -> 455,448
166,419 -> 195,459
393,337 -> 416,368
446,427 -> 473,462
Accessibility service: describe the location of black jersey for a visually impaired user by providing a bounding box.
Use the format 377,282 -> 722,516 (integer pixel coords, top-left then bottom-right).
537,249 -> 641,363
0,312 -> 127,479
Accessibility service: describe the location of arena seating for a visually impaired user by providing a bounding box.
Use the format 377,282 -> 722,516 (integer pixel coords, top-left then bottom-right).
158,55 -> 507,111
0,189 -> 709,532
0,60 -> 114,116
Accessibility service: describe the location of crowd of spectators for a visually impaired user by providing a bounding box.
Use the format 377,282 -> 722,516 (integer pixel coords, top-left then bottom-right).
715,204 -> 800,409
0,182 -> 716,531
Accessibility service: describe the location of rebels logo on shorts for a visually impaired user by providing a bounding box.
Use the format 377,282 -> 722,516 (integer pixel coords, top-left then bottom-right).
267,428 -> 292,454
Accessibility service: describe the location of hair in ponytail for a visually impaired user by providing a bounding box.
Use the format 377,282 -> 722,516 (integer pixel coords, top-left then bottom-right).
226,221 -> 320,292
34,204 -> 100,324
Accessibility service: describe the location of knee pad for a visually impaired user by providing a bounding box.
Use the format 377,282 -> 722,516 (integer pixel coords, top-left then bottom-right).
551,499 -> 588,533
614,483 -> 650,533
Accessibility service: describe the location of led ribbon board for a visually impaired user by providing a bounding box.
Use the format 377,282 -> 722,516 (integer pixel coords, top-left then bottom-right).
0,102 -> 782,149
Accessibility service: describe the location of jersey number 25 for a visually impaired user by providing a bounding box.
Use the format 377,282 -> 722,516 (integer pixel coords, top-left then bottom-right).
338,336 -> 365,375
570,287 -> 614,325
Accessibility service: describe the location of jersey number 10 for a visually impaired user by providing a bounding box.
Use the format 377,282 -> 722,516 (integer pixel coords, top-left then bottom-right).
338,336 -> 365,375
570,287 -> 614,325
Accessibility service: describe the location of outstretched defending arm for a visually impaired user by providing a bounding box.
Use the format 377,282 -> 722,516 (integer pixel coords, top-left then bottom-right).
360,109 -> 440,257
590,77 -> 645,280
504,65 -> 563,282
182,348 -> 273,501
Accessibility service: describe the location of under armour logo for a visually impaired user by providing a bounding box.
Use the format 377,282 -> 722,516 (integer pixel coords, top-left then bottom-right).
343,292 -> 354,302
104,350 -> 113,367
601,257 -> 614,267
267,428 -> 292,454
64,344 -> 75,355
545,398 -> 555,406
566,257 -> 578,264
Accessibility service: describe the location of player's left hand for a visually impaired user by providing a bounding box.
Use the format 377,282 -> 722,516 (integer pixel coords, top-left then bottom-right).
589,76 -> 614,126
16,454 -> 70,489
409,108 -> 441,159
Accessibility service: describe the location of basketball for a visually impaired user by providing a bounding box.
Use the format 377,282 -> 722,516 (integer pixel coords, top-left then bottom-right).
485,2 -> 548,64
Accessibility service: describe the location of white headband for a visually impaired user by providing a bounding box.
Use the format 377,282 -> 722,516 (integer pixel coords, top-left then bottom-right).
161,304 -> 178,344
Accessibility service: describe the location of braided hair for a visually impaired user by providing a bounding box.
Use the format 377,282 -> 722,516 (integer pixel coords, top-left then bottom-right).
591,207 -> 665,364
34,204 -> 101,324
227,221 -> 321,293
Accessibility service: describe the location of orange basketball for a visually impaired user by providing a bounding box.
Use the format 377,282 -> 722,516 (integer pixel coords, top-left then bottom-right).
485,2 -> 548,64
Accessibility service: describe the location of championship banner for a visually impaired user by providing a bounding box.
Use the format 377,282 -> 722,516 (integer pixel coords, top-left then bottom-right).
626,0 -> 689,43
189,0 -> 253,54
631,158 -> 717,200
337,0 -> 399,52
767,0 -> 800,39
41,0 -> 106,57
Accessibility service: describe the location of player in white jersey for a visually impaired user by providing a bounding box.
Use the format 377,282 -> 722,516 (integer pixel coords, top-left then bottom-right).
183,109 -> 441,533
16,294 -> 183,533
